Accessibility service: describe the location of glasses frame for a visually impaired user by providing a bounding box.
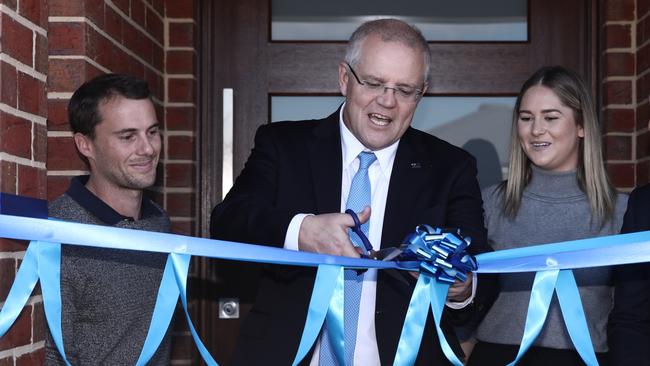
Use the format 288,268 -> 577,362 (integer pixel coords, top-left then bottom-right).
344,62 -> 425,102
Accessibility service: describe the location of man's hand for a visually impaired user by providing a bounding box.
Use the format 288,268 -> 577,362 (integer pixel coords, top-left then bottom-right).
447,272 -> 473,302
298,207 -> 371,257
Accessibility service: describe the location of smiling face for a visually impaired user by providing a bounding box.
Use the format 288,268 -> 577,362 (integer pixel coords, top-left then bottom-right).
75,96 -> 161,192
517,85 -> 584,172
339,34 -> 427,151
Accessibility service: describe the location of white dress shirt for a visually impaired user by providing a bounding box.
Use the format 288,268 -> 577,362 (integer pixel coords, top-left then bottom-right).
284,105 -> 475,365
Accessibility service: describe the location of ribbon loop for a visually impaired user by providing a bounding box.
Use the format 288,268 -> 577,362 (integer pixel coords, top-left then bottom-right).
401,226 -> 477,283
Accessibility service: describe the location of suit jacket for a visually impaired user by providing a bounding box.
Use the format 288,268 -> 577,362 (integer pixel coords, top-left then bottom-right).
609,184 -> 650,365
210,110 -> 497,365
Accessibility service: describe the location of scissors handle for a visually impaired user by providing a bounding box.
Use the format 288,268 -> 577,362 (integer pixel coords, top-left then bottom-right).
345,209 -> 373,255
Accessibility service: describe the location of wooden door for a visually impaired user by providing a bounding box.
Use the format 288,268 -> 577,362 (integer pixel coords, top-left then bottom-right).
195,0 -> 596,363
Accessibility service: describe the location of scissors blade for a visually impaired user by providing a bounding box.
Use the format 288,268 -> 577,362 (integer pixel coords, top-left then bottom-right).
370,246 -> 404,261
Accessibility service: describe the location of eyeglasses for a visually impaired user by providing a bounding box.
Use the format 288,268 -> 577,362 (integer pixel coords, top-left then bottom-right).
345,62 -> 425,102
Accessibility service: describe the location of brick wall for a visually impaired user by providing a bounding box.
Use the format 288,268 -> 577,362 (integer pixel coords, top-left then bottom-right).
1,0 -> 199,363
601,0 -> 650,188
636,0 -> 650,183
0,0 -> 49,363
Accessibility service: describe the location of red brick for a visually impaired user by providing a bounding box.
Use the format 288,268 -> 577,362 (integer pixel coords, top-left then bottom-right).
638,102 -> 650,131
168,78 -> 195,103
127,59 -> 146,81
606,162 -> 635,188
604,134 -> 632,160
85,0 -> 105,29
0,111 -> 32,159
47,136 -> 86,170
640,0 -> 650,17
111,0 -> 129,15
0,258 -> 16,302
18,166 -> 46,199
0,13 -> 34,66
167,50 -> 195,74
17,73 -> 46,116
31,302 -> 45,343
143,69 -> 163,102
121,22 -> 148,62
166,107 -> 195,130
604,52 -> 634,77
166,1 -> 194,18
168,135 -> 195,160
153,46 -> 164,72
48,22 -> 86,55
603,108 -> 635,133
0,238 -> 27,251
1,0 -> 17,11
638,73 -> 650,105
16,348 -> 45,366
105,5 -> 124,44
167,192 -> 194,216
18,0 -> 45,28
47,175 -> 72,202
171,220 -> 194,235
0,160 -> 17,193
33,124 -> 46,162
49,0 -> 83,16
604,24 -> 631,49
0,356 -> 12,366
86,27 -> 115,71
152,0 -> 164,16
48,58 -> 101,93
146,7 -> 164,45
35,33 -> 48,75
604,0 -> 634,21
0,305 -> 31,351
169,22 -> 194,47
110,47 -> 130,75
47,99 -> 69,131
165,163 -> 194,187
638,44 -> 650,76
639,13 -> 650,47
638,130 -> 650,158
637,160 -> 650,185
603,80 -> 632,105
0,61 -> 17,108
132,0 -> 146,28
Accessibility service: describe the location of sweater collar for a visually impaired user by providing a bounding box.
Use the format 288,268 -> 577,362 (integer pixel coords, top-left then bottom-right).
526,166 -> 584,199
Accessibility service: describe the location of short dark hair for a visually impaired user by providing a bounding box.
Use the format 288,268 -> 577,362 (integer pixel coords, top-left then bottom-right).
68,73 -> 151,138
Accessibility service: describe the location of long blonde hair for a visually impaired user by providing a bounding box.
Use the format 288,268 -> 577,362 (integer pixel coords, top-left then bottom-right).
501,66 -> 616,226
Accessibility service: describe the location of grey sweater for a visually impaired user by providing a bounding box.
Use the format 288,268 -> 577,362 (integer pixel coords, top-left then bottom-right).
475,167 -> 627,352
44,179 -> 172,365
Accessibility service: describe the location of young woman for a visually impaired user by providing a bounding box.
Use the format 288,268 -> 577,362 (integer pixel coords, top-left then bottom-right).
467,66 -> 627,365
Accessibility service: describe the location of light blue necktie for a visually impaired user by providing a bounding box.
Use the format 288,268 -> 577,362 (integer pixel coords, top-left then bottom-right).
320,151 -> 376,365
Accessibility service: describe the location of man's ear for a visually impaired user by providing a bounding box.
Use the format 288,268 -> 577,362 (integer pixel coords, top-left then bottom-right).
73,133 -> 94,161
338,62 -> 349,97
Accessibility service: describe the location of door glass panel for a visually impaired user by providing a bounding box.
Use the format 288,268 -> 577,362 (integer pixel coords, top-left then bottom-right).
271,96 -> 515,188
271,0 -> 527,42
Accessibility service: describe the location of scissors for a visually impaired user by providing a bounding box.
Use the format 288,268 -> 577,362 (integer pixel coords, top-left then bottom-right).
346,209 -> 406,261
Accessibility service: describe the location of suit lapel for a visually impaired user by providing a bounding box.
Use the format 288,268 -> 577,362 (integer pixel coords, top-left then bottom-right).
381,128 -> 430,249
307,111 -> 343,214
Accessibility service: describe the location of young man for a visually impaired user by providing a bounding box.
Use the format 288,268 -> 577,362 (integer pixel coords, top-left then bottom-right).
211,19 -> 497,365
44,74 -> 171,365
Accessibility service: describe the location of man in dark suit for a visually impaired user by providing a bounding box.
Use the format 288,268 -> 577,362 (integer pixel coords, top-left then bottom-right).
609,184 -> 650,365
211,18 -> 496,365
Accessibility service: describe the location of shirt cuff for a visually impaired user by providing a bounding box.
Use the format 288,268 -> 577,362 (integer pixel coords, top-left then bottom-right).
445,273 -> 477,309
283,213 -> 312,251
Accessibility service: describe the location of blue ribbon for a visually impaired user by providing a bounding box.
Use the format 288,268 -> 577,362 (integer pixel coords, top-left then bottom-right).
2,214 -> 650,365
